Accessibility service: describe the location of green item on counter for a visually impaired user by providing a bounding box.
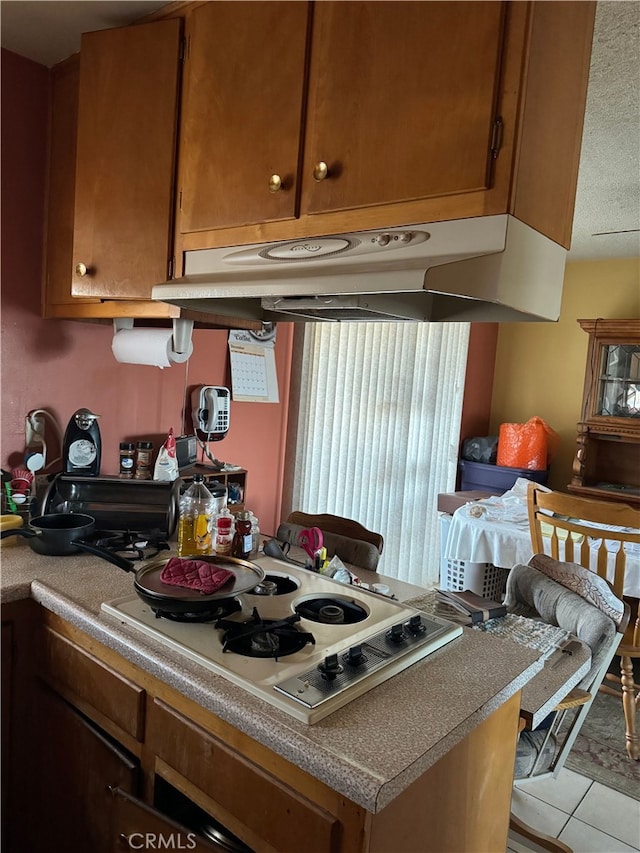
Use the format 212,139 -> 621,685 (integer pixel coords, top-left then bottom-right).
4,482 -> 17,513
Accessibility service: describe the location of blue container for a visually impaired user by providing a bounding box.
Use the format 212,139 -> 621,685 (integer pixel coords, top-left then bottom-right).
458,460 -> 548,495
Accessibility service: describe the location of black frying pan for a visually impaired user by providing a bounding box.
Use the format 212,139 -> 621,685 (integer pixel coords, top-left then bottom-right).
129,554 -> 265,616
0,513 -> 134,567
0,514 -> 265,617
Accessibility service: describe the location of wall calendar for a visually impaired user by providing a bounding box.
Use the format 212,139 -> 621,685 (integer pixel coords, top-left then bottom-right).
228,329 -> 279,403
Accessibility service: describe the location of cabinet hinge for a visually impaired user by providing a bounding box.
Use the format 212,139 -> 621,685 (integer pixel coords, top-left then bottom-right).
180,36 -> 188,63
179,189 -> 183,211
490,116 -> 504,160
168,257 -> 175,280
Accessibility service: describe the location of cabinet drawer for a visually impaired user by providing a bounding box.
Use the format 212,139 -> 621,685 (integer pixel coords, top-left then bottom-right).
40,626 -> 145,742
149,699 -> 341,853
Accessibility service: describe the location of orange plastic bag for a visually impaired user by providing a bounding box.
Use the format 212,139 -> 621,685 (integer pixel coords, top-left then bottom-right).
496,417 -> 559,471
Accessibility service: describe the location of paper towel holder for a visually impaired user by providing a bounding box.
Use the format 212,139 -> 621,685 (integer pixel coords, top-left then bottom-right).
112,318 -> 194,357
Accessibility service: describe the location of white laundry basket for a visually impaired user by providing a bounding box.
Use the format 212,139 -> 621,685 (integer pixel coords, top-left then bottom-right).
439,513 -> 508,600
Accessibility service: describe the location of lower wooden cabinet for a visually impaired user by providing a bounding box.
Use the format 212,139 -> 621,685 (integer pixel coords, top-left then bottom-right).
1,620 -> 12,847
4,605 -> 521,853
40,623 -> 146,749
148,698 -> 341,853
29,685 -> 139,853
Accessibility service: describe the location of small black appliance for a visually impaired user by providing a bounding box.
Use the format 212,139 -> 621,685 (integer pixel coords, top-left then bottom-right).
63,409 -> 102,476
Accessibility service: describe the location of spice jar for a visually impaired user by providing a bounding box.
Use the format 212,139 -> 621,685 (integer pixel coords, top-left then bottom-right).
134,441 -> 153,480
231,511 -> 253,559
214,508 -> 234,555
119,442 -> 135,479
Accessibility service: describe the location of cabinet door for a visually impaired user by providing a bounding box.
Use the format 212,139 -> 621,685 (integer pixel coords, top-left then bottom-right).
30,685 -> 138,853
149,699 -> 341,853
1,622 -> 11,846
301,1 -> 506,215
110,788 -> 219,852
72,19 -> 182,299
177,1 -> 309,233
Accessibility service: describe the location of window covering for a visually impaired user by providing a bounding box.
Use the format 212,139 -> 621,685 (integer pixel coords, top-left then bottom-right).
289,322 -> 470,587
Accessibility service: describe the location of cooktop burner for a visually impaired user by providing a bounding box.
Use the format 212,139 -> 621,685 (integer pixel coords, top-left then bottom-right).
294,595 -> 368,624
248,574 -> 299,596
101,557 -> 463,723
217,607 -> 315,659
152,597 -> 242,623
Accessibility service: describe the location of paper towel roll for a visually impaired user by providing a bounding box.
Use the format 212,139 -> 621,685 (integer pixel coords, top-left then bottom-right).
111,329 -> 193,368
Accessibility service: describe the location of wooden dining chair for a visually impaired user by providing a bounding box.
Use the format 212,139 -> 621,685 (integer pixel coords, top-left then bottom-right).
277,512 -> 384,571
507,555 -> 629,852
286,512 -> 384,555
527,482 -> 640,760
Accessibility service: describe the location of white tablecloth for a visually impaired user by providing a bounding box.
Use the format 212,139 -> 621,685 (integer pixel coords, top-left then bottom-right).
445,496 -> 640,598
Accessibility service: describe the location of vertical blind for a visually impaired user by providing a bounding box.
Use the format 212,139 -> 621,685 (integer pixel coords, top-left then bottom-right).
290,322 -> 470,587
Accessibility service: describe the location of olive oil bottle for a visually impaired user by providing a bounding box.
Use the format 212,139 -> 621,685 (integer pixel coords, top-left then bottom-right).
177,474 -> 215,557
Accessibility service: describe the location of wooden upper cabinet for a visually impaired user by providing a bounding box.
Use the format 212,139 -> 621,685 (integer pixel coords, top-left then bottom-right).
177,1 -> 309,234
300,1 -> 505,215
176,0 -> 594,256
71,18 -> 182,300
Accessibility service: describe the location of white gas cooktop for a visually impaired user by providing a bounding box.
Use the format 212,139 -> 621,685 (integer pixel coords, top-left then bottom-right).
102,556 -> 461,723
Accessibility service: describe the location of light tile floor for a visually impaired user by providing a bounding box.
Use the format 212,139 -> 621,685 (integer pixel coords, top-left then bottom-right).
509,768 -> 640,852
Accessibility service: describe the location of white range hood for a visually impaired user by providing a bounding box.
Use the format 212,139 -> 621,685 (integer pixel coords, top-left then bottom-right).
151,214 -> 567,323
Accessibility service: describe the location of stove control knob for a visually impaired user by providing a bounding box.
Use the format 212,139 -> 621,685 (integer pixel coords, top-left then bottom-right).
345,644 -> 365,667
387,623 -> 407,644
407,614 -> 426,635
318,653 -> 343,681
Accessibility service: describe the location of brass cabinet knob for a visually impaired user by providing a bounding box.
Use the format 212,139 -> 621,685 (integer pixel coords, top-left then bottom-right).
75,262 -> 89,277
268,174 -> 282,193
313,161 -> 329,182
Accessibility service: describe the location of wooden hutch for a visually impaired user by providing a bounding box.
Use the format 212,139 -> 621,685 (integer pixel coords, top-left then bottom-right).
570,319 -> 640,507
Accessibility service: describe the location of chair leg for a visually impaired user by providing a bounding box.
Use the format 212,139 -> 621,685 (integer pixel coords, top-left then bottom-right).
509,812 -> 573,852
620,655 -> 640,761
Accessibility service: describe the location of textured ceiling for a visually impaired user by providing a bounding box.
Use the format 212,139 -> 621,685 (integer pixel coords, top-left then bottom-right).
569,1 -> 640,260
1,0 -> 639,261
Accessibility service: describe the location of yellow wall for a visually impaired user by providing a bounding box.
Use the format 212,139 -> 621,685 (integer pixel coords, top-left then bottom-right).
490,257 -> 640,490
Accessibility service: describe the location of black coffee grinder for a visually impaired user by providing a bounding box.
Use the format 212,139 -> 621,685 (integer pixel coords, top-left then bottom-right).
63,409 -> 101,476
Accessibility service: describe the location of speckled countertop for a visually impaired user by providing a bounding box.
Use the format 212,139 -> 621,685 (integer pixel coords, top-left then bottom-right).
0,543 -> 588,814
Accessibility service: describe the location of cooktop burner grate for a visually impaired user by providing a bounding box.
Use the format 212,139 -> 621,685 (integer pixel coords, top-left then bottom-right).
91,528 -> 170,561
217,607 -> 315,659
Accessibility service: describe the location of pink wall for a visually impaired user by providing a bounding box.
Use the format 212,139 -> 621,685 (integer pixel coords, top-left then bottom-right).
0,49 -> 293,536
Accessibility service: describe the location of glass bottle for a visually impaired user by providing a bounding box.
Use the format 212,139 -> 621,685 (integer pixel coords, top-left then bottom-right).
231,511 -> 253,559
134,441 -> 153,480
248,511 -> 260,557
214,507 -> 235,555
177,474 -> 216,557
119,442 -> 135,479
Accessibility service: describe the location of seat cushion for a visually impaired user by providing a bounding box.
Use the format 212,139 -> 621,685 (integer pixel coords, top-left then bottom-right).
504,563 -> 618,690
529,553 -> 626,628
514,729 -> 558,779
